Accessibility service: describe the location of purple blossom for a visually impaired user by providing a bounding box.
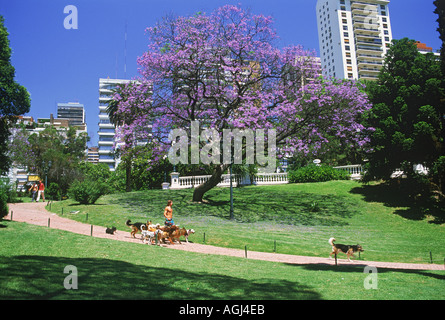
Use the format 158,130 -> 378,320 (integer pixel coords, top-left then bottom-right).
111,5 -> 372,163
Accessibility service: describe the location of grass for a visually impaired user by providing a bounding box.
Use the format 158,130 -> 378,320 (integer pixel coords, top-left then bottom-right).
47,181 -> 445,264
1,220 -> 444,300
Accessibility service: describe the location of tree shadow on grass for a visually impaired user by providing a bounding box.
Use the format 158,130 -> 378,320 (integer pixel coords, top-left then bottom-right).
203,189 -> 360,226
0,255 -> 321,300
350,183 -> 445,224
299,262 -> 445,281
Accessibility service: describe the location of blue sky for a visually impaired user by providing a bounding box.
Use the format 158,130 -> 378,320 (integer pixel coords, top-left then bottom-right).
1,0 -> 441,147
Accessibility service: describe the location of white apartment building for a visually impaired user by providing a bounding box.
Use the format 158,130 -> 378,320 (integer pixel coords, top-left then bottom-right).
98,78 -> 149,170
98,78 -> 131,170
316,0 -> 393,81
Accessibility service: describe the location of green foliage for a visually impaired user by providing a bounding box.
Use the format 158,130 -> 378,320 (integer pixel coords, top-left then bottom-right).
0,182 -> 9,219
288,164 -> 350,183
46,182 -> 61,201
0,16 -> 31,174
9,126 -> 90,196
364,38 -> 444,184
68,180 -> 109,205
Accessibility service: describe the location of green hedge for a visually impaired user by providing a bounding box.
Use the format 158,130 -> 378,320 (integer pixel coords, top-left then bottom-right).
288,164 -> 350,183
68,180 -> 110,205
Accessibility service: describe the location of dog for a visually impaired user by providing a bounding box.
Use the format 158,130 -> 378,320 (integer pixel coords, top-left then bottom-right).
105,226 -> 117,235
157,225 -> 179,245
171,227 -> 193,244
141,225 -> 161,245
329,238 -> 364,262
126,219 -> 151,238
184,229 -> 195,243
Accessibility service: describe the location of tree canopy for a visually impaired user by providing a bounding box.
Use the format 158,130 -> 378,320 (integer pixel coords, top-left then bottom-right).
0,16 -> 30,174
112,5 -> 373,201
364,38 -> 444,183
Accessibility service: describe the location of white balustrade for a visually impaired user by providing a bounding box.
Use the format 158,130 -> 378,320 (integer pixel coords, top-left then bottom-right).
333,165 -> 363,180
170,172 -> 289,189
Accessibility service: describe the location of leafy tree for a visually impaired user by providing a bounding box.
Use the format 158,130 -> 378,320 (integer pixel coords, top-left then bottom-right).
364,38 -> 444,187
0,16 -> 30,174
9,126 -> 89,195
112,5 -> 372,202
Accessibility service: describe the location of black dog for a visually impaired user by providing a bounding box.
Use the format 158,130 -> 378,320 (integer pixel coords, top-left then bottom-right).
105,226 -> 117,235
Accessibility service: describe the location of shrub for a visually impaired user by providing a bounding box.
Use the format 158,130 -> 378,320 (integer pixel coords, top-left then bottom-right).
0,179 -> 11,219
68,180 -> 109,205
46,182 -> 61,201
0,187 -> 8,219
288,164 -> 350,183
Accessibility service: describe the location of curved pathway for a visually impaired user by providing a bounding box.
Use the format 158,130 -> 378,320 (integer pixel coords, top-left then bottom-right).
5,202 -> 444,271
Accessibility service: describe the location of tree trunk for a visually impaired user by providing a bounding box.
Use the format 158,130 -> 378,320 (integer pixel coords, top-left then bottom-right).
193,164 -> 229,202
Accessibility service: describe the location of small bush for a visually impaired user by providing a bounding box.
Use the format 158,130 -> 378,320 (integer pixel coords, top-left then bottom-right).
0,179 -> 11,219
46,182 -> 61,201
0,188 -> 8,219
68,180 -> 109,205
288,164 -> 350,183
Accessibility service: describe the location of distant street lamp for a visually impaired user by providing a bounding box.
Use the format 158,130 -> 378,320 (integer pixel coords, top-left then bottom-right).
229,163 -> 234,220
42,160 -> 52,187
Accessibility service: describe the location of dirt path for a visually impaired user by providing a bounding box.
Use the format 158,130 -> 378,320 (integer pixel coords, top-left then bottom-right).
5,202 -> 444,271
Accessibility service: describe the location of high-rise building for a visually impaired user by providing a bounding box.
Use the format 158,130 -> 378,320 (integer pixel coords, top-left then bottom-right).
57,102 -> 86,127
316,0 -> 393,81
99,78 -> 144,170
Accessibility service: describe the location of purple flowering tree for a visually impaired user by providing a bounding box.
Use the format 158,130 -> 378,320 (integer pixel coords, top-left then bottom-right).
112,5 -> 372,202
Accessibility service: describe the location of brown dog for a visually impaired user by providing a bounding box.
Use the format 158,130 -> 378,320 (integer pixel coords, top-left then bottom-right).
157,225 -> 178,244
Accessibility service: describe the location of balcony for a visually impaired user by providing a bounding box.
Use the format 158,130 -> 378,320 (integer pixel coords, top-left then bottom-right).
358,73 -> 379,81
356,45 -> 383,56
353,27 -> 380,36
351,8 -> 377,17
357,60 -> 383,68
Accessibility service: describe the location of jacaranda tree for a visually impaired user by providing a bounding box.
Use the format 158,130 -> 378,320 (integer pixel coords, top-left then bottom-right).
112,5 -> 373,202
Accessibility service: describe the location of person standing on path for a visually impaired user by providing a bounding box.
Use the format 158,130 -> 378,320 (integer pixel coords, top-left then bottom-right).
164,200 -> 174,226
36,181 -> 45,202
28,183 -> 38,202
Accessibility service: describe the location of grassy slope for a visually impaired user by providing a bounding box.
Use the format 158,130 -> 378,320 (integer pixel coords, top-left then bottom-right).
46,181 -> 445,264
1,220 -> 444,300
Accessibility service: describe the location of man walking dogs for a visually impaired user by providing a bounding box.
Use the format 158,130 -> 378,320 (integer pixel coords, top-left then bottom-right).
164,200 -> 174,226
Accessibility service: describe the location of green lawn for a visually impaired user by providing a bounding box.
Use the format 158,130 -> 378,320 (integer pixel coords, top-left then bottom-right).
48,181 -> 445,264
1,220 -> 444,300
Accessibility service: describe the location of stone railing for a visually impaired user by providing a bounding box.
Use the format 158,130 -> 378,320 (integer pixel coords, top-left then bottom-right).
252,172 -> 289,185
333,165 -> 363,180
169,172 -> 289,190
